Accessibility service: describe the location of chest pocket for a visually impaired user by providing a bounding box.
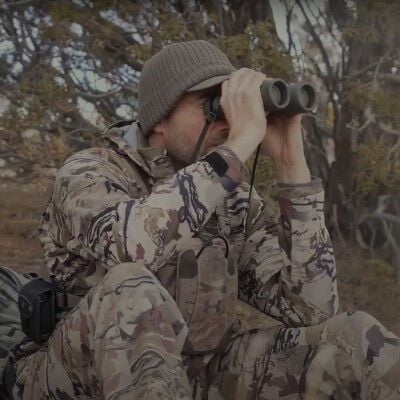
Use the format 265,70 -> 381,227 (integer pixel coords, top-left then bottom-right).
176,216 -> 237,355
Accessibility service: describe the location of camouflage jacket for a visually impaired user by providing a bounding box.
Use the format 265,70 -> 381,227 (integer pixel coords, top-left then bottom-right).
38,121 -> 338,354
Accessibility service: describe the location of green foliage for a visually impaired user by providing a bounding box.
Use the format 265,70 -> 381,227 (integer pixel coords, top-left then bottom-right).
217,34 -> 250,66
48,1 -> 79,23
347,81 -> 400,195
156,10 -> 194,43
0,62 -> 71,133
347,82 -> 400,128
44,2 -> 91,45
344,0 -> 400,44
251,21 -> 293,79
128,44 -> 154,63
371,90 -> 400,128
354,139 -> 400,195
128,5 -> 196,61
217,21 -> 293,79
345,81 -> 369,109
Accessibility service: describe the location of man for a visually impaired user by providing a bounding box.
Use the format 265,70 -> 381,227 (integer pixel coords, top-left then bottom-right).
2,40 -> 400,399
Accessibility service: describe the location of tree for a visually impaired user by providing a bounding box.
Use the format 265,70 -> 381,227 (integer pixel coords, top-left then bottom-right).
279,0 -> 400,277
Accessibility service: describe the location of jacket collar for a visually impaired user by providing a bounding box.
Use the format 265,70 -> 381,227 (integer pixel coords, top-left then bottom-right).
102,120 -> 176,179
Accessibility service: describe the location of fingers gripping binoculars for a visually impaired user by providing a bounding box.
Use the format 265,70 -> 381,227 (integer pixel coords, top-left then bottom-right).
203,79 -> 317,119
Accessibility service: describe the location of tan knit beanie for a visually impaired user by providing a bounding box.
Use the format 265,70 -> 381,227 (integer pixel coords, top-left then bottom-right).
138,40 -> 236,137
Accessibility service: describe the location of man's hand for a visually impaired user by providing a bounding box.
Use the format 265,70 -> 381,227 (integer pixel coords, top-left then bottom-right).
261,114 -> 311,183
220,68 -> 267,163
219,68 -> 311,184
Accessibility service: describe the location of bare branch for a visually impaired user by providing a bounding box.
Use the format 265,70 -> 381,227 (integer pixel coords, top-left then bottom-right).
345,59 -> 389,80
357,211 -> 400,226
380,219 -> 400,281
0,0 -> 38,8
388,137 -> 400,157
295,0 -> 334,88
75,87 -> 122,99
371,213 -> 400,225
379,122 -> 400,136
283,0 -> 299,59
366,72 -> 400,84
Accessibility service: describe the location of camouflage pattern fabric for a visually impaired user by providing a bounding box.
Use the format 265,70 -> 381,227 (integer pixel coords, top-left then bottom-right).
9,265 -> 400,399
11,262 -> 192,400
0,267 -> 29,392
203,310 -> 400,399
6,121 -> 399,398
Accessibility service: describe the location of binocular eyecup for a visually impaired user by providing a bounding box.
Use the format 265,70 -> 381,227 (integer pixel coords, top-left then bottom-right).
203,79 -> 317,119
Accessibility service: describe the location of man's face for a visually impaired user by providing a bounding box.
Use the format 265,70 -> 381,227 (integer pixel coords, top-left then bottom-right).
154,86 -> 230,166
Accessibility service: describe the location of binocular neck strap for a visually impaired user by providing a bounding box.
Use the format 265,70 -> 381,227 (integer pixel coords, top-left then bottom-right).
189,112 -> 217,164
248,144 -> 261,200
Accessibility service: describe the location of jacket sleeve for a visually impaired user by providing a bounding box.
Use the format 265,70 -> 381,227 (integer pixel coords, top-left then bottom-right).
237,178 -> 339,326
51,151 -> 236,273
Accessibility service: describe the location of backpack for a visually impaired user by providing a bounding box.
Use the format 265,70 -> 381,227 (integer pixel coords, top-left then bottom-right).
0,266 -> 30,394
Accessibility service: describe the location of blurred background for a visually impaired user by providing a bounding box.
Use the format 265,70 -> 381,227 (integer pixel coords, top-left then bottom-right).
0,0 -> 399,334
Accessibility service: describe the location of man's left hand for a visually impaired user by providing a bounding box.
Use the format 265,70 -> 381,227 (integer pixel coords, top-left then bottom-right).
261,114 -> 311,184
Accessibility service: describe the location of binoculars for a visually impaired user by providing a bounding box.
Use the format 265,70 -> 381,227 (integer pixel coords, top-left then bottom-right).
203,79 -> 317,119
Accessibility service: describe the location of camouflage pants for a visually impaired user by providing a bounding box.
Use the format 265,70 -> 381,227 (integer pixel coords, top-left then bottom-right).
7,262 -> 400,400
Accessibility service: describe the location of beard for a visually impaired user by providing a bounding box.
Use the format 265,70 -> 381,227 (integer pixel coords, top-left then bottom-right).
164,133 -> 195,169
164,121 -> 228,169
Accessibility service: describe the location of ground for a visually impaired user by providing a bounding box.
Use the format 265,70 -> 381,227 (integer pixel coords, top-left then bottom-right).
1,184 -> 399,336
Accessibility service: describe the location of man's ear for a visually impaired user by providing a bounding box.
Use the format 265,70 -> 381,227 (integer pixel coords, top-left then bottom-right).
148,119 -> 168,147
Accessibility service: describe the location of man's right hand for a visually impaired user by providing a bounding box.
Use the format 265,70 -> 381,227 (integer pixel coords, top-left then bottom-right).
220,68 -> 267,163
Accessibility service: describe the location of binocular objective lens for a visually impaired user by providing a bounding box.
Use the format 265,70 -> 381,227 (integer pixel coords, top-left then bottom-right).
269,84 -> 282,105
269,81 -> 288,106
299,85 -> 315,109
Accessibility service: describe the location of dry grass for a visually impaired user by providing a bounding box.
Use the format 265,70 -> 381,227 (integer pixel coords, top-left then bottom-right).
335,241 -> 400,336
0,185 -> 48,277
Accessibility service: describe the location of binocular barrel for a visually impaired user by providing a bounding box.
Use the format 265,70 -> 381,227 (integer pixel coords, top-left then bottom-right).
203,79 -> 317,119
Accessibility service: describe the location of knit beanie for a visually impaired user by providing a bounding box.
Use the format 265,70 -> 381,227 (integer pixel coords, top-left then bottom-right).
138,40 -> 236,137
